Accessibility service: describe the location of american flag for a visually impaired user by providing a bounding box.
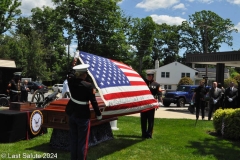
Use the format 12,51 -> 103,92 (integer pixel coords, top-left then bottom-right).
78,51 -> 158,116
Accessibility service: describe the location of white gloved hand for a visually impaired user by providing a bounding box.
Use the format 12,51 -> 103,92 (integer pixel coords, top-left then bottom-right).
74,50 -> 80,59
97,115 -> 102,120
158,102 -> 163,106
213,99 -> 217,104
228,98 -> 233,102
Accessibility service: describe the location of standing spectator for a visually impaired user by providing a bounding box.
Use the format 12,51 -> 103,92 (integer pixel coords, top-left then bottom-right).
208,82 -> 222,120
141,70 -> 161,139
192,81 -> 207,120
224,82 -> 238,109
20,80 -> 29,102
217,83 -> 225,109
7,72 -> 22,102
65,64 -> 102,160
62,78 -> 70,98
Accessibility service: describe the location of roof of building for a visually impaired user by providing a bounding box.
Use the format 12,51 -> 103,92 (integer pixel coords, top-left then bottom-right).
0,59 -> 16,68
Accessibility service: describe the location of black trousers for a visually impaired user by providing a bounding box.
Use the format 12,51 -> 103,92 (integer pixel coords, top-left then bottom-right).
140,109 -> 155,138
69,115 -> 90,160
195,100 -> 205,119
208,102 -> 220,120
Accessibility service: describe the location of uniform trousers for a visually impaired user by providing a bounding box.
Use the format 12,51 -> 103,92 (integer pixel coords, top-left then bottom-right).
140,109 -> 155,138
208,102 -> 220,120
69,114 -> 90,160
195,100 -> 205,120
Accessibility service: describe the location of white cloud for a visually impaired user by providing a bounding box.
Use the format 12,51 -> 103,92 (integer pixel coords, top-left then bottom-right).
199,0 -> 214,4
150,14 -> 186,25
227,0 -> 240,5
19,0 -> 55,16
235,22 -> 240,31
186,0 -> 195,2
172,3 -> 186,10
136,0 -> 180,11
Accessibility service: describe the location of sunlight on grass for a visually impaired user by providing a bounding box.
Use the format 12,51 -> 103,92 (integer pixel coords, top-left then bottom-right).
0,116 -> 239,160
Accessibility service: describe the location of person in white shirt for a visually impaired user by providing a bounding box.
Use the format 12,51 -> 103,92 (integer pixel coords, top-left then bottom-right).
62,79 -> 70,98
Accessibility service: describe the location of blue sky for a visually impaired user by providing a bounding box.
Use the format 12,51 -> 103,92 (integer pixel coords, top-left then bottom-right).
19,0 -> 240,56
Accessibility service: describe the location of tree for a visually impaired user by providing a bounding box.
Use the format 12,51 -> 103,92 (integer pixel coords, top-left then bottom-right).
129,17 -> 156,74
0,0 -> 21,34
153,24 -> 181,65
178,77 -> 193,86
53,0 -> 131,63
180,10 -> 237,55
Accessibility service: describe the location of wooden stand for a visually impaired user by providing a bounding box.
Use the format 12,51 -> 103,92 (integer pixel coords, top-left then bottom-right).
9,102 -> 36,111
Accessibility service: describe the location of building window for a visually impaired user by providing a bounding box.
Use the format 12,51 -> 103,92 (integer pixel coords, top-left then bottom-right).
166,72 -> 170,78
186,73 -> 190,77
181,73 -> 185,78
168,85 -> 171,89
164,85 -> 167,89
161,72 -> 165,78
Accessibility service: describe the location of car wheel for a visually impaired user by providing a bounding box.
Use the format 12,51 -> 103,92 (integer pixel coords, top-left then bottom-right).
177,98 -> 185,107
30,89 -> 35,94
163,102 -> 170,107
0,97 -> 9,107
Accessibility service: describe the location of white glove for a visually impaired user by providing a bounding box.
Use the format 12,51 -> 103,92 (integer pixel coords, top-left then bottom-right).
97,115 -> 102,120
228,98 -> 233,102
158,102 -> 163,106
213,99 -> 217,104
74,50 -> 80,59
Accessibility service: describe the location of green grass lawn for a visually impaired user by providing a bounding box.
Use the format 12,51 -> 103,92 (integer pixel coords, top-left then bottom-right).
1,116 -> 240,160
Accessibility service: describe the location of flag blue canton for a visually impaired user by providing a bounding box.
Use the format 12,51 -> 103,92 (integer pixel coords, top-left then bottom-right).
80,51 -> 130,89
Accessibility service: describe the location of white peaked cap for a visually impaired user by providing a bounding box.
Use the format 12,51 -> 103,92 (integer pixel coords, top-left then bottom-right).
73,64 -> 90,72
146,70 -> 155,75
13,72 -> 22,76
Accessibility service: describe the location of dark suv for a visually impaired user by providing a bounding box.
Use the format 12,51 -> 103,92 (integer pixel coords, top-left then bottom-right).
27,81 -> 48,94
163,85 -> 211,107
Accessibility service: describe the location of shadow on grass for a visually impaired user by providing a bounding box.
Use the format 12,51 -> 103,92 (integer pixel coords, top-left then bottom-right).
25,135 -> 143,160
25,142 -> 69,160
88,136 -> 143,160
186,136 -> 240,159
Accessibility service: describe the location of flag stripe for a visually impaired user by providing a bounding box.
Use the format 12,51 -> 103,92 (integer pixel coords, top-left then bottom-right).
105,100 -> 158,110
100,86 -> 150,95
103,90 -> 154,101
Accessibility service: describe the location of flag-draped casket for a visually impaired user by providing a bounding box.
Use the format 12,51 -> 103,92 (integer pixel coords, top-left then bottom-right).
42,51 -> 158,129
78,51 -> 158,117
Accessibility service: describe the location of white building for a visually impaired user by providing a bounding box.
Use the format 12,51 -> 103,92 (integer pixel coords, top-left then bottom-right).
146,61 -> 229,91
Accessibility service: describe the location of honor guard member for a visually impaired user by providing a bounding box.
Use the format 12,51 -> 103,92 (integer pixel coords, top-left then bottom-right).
7,72 -> 22,102
65,64 -> 102,160
141,70 -> 161,139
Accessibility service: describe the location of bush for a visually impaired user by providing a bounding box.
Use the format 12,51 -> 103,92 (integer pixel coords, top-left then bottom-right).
233,74 -> 240,82
224,78 -> 237,88
213,108 -> 240,140
178,77 -> 193,86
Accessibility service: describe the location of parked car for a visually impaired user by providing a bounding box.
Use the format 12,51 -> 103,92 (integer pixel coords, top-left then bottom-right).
52,84 -> 63,93
27,81 -> 49,94
163,85 -> 211,107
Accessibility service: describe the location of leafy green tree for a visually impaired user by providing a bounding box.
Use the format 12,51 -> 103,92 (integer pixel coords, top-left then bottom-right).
53,0 -> 131,63
224,78 -> 237,88
129,17 -> 156,73
0,0 -> 21,34
178,77 -> 194,86
233,74 -> 240,82
153,24 -> 181,65
180,10 -> 237,55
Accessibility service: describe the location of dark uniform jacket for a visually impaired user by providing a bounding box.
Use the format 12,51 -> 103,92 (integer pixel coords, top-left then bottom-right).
194,85 -> 207,103
8,79 -> 21,102
65,77 -> 101,119
224,87 -> 238,107
209,87 -> 222,104
145,80 -> 161,101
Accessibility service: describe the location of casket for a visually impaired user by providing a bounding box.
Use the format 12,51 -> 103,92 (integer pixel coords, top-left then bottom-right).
42,97 -> 117,130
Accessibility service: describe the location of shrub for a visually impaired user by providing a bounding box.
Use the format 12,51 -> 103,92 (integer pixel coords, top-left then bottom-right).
233,74 -> 240,82
178,77 -> 193,86
224,78 -> 237,88
213,108 -> 240,140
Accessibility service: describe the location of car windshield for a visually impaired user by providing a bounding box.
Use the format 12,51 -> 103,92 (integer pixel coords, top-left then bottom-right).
176,86 -> 190,92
